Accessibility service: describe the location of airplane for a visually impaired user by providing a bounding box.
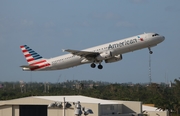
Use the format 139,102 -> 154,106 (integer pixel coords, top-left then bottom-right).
20,32 -> 165,71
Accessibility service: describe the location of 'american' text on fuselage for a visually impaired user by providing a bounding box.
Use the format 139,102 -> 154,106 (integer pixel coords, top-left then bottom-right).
108,38 -> 137,49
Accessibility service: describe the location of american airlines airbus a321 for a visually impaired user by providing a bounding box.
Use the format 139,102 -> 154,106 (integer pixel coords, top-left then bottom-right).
20,33 -> 165,71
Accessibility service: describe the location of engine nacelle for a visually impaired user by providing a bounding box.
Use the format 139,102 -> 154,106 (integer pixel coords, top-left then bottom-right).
105,54 -> 122,63
96,51 -> 113,60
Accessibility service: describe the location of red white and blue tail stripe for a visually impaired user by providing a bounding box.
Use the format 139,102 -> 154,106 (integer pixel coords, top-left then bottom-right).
20,45 -> 50,71
20,45 -> 43,64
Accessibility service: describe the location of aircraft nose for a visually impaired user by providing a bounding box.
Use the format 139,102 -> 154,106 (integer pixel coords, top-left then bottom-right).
161,36 -> 165,41
158,36 -> 165,42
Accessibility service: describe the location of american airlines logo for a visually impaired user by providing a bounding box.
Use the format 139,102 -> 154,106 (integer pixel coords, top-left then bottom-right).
108,38 -> 137,49
137,35 -> 144,41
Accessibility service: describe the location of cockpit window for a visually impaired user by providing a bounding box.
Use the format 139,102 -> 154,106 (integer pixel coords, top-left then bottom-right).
152,33 -> 159,37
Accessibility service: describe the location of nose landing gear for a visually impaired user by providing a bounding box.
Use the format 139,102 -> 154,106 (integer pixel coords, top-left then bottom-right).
148,47 -> 153,54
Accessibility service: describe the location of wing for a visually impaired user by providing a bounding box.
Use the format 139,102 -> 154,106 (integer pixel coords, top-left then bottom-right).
65,49 -> 99,58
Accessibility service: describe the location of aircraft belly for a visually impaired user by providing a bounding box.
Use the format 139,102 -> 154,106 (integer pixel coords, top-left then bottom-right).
130,43 -> 148,51
52,57 -> 82,70
117,45 -> 133,54
116,42 -> 149,54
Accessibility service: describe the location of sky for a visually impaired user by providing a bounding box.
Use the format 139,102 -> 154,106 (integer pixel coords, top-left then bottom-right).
0,0 -> 180,84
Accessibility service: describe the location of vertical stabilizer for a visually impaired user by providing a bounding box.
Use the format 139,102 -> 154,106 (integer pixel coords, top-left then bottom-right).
20,45 -> 50,70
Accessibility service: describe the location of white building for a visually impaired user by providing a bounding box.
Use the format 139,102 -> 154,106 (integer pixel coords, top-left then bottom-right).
0,95 -> 168,116
142,105 -> 169,116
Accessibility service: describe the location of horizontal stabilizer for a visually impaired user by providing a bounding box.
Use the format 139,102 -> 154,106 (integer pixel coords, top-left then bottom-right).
20,65 -> 39,68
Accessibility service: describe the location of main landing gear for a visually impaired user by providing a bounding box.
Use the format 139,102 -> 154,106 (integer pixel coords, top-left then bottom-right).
91,63 -> 96,68
148,47 -> 153,54
90,63 -> 103,69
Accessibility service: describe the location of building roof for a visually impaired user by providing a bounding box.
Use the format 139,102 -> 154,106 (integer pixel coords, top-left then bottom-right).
35,95 -> 118,104
142,105 -> 164,112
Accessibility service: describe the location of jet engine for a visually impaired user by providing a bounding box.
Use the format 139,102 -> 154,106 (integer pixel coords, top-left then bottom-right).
105,54 -> 122,63
96,51 -> 113,60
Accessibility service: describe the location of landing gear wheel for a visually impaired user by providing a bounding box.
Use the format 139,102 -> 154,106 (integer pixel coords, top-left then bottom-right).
98,64 -> 103,69
91,63 -> 96,68
148,47 -> 153,54
149,51 -> 153,54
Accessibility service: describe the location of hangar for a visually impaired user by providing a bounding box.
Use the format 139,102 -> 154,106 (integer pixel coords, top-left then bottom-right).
0,95 -> 168,116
